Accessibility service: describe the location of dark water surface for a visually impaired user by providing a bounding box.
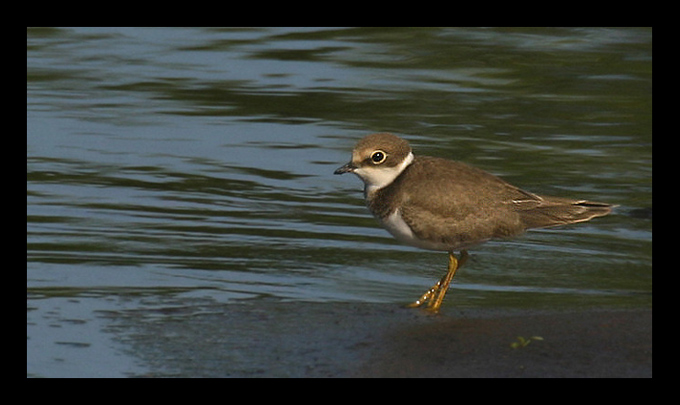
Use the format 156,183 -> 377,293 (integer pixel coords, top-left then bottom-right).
27,27 -> 651,377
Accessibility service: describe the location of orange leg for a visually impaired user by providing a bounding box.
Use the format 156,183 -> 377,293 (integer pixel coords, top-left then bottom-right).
407,250 -> 468,313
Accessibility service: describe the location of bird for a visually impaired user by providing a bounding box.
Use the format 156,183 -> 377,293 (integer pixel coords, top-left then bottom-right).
334,133 -> 613,313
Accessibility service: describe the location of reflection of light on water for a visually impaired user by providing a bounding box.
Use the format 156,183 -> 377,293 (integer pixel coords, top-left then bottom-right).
28,27 -> 652,377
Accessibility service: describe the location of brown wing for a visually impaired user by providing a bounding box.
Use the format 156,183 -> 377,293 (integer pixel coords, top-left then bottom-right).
395,157 -> 528,249
394,156 -> 612,248
512,193 -> 613,229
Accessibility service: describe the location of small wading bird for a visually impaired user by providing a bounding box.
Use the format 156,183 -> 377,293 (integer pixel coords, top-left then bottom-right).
335,133 -> 613,313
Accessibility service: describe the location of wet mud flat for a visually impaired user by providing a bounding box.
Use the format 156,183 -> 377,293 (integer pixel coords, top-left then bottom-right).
108,300 -> 651,378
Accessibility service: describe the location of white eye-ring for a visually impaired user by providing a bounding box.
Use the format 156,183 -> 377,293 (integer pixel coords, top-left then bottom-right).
370,150 -> 387,164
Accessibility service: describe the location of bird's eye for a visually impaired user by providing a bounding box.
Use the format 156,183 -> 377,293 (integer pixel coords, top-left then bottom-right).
371,150 -> 387,164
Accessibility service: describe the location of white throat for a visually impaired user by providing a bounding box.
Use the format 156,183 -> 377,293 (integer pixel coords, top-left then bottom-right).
354,151 -> 414,196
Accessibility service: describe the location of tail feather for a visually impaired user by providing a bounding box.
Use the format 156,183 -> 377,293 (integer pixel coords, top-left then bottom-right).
516,195 -> 613,230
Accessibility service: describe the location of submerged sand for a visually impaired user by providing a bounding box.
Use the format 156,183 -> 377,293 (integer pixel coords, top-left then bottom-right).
112,301 -> 651,378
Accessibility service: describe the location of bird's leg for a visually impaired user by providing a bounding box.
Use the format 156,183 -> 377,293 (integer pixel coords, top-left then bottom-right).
428,250 -> 468,312
406,282 -> 440,309
407,250 -> 468,313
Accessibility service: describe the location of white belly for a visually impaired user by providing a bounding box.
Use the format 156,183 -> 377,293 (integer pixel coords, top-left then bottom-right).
380,209 -> 454,251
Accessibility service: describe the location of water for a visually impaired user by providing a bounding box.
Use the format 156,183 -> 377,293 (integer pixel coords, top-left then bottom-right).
27,27 -> 652,377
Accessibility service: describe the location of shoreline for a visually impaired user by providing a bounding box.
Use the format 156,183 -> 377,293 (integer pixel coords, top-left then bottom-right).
113,301 -> 652,378
355,306 -> 652,377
